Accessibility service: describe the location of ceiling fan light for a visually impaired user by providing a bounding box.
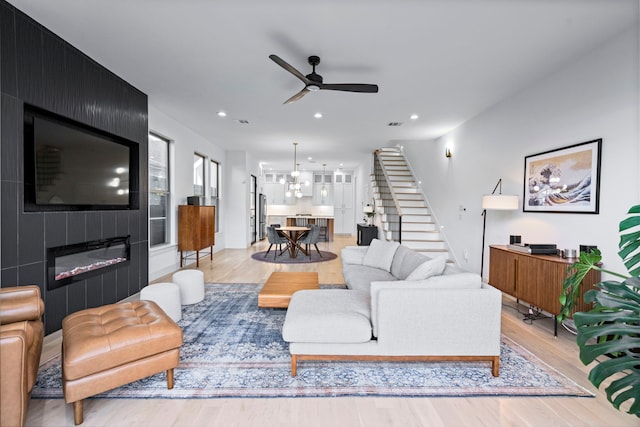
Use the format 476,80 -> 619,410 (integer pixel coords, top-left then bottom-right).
307,84 -> 320,92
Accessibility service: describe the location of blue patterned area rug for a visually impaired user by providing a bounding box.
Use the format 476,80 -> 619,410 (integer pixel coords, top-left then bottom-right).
32,284 -> 593,399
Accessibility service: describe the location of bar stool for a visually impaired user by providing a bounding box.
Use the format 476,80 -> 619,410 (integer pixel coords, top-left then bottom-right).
316,218 -> 328,241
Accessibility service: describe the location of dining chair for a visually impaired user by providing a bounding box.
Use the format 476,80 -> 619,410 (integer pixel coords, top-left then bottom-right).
265,226 -> 289,259
298,224 -> 321,258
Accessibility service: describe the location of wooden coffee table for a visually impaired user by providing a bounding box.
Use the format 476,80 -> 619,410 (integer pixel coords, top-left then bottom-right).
258,272 -> 319,308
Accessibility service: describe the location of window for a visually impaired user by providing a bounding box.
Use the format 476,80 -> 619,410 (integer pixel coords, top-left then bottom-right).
193,153 -> 205,196
210,160 -> 220,232
149,133 -> 170,246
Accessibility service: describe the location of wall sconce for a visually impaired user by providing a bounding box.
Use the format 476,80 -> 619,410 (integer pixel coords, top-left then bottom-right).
445,147 -> 452,158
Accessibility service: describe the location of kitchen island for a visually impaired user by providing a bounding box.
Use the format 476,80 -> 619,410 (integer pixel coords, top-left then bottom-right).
285,216 -> 334,242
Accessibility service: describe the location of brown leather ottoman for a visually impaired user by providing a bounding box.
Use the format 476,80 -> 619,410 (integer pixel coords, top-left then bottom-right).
62,300 -> 183,425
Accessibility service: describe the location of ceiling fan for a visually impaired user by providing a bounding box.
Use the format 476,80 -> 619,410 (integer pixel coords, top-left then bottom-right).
269,54 -> 379,104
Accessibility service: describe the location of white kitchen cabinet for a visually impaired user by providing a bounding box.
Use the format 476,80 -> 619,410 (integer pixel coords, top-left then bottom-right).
263,172 -> 292,205
262,181 -> 286,205
299,171 -> 313,197
333,171 -> 355,234
312,172 -> 333,205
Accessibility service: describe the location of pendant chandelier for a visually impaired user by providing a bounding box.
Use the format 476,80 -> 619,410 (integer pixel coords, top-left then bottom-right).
287,143 -> 302,198
321,163 -> 328,201
291,142 -> 299,178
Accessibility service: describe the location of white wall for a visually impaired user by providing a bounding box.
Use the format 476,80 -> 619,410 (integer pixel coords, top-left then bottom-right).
224,150 -> 266,248
403,26 -> 639,280
148,106 -> 226,280
225,151 -> 253,248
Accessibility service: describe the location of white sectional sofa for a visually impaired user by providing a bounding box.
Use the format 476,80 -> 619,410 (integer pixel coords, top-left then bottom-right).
282,239 -> 503,376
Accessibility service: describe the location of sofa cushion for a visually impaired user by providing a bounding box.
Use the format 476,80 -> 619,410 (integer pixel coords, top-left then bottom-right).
340,246 -> 368,267
282,290 -> 372,344
390,245 -> 430,280
369,273 -> 482,337
343,265 -> 396,291
406,255 -> 447,281
442,263 -> 465,275
362,239 -> 400,273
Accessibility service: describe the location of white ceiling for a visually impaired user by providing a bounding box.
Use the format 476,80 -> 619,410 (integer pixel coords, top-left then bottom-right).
8,0 -> 639,171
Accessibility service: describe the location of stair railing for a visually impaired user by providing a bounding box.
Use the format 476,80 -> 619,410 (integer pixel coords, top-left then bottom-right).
373,149 -> 403,243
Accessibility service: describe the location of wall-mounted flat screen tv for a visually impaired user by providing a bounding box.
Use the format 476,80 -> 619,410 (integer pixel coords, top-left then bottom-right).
24,106 -> 139,211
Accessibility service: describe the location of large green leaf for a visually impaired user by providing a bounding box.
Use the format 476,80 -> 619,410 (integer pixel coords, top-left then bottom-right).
573,278 -> 640,417
568,206 -> 640,417
608,375 -> 640,415
590,355 -> 640,413
619,205 -> 640,276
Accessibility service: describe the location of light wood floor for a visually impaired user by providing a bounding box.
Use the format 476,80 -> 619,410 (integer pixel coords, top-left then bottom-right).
28,236 -> 637,426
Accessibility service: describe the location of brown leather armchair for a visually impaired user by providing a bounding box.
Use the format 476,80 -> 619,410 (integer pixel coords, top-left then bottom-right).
0,285 -> 45,427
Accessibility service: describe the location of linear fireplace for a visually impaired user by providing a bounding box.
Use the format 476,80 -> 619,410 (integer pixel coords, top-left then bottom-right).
47,236 -> 130,290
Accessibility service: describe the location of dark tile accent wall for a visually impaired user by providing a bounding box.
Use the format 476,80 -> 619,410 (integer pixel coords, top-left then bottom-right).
1,1 -> 149,334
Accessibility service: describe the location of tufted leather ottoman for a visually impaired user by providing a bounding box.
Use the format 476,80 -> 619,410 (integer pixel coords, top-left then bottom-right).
62,300 -> 183,425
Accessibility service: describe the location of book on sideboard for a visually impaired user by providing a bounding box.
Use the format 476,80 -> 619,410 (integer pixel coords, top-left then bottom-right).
507,243 -> 558,255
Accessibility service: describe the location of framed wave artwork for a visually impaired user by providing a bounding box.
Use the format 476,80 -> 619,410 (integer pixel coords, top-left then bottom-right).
523,139 -> 602,214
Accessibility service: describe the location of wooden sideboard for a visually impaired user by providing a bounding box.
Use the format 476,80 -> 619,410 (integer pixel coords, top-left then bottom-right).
488,245 -> 600,335
178,205 -> 215,267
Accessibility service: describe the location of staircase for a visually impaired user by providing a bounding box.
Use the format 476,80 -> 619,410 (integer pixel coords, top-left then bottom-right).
371,148 -> 453,262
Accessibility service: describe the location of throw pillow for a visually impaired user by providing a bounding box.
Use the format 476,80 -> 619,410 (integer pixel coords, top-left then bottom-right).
406,255 -> 447,280
362,239 -> 400,273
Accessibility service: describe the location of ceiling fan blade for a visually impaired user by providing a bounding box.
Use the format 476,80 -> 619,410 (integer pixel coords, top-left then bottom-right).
283,88 -> 310,104
320,83 -> 379,93
269,54 -> 310,85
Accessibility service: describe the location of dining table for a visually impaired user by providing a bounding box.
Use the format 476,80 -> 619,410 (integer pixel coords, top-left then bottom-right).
275,226 -> 310,258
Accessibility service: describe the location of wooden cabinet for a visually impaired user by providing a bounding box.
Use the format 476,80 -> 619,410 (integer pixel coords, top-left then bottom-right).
178,205 -> 215,267
489,245 -> 600,328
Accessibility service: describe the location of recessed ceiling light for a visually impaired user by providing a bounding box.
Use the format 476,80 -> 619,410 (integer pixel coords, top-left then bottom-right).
314,112 -> 322,119
410,114 -> 419,120
217,111 -> 227,117
307,156 -> 313,160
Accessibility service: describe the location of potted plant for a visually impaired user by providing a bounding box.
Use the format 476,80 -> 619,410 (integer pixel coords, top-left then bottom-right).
559,205 -> 640,417
363,200 -> 376,226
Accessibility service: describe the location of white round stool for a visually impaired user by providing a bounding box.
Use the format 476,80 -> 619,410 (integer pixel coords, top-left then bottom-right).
172,270 -> 205,305
139,282 -> 182,322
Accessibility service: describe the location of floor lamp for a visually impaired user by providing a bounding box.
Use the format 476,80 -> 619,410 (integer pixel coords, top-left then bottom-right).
481,179 -> 518,278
